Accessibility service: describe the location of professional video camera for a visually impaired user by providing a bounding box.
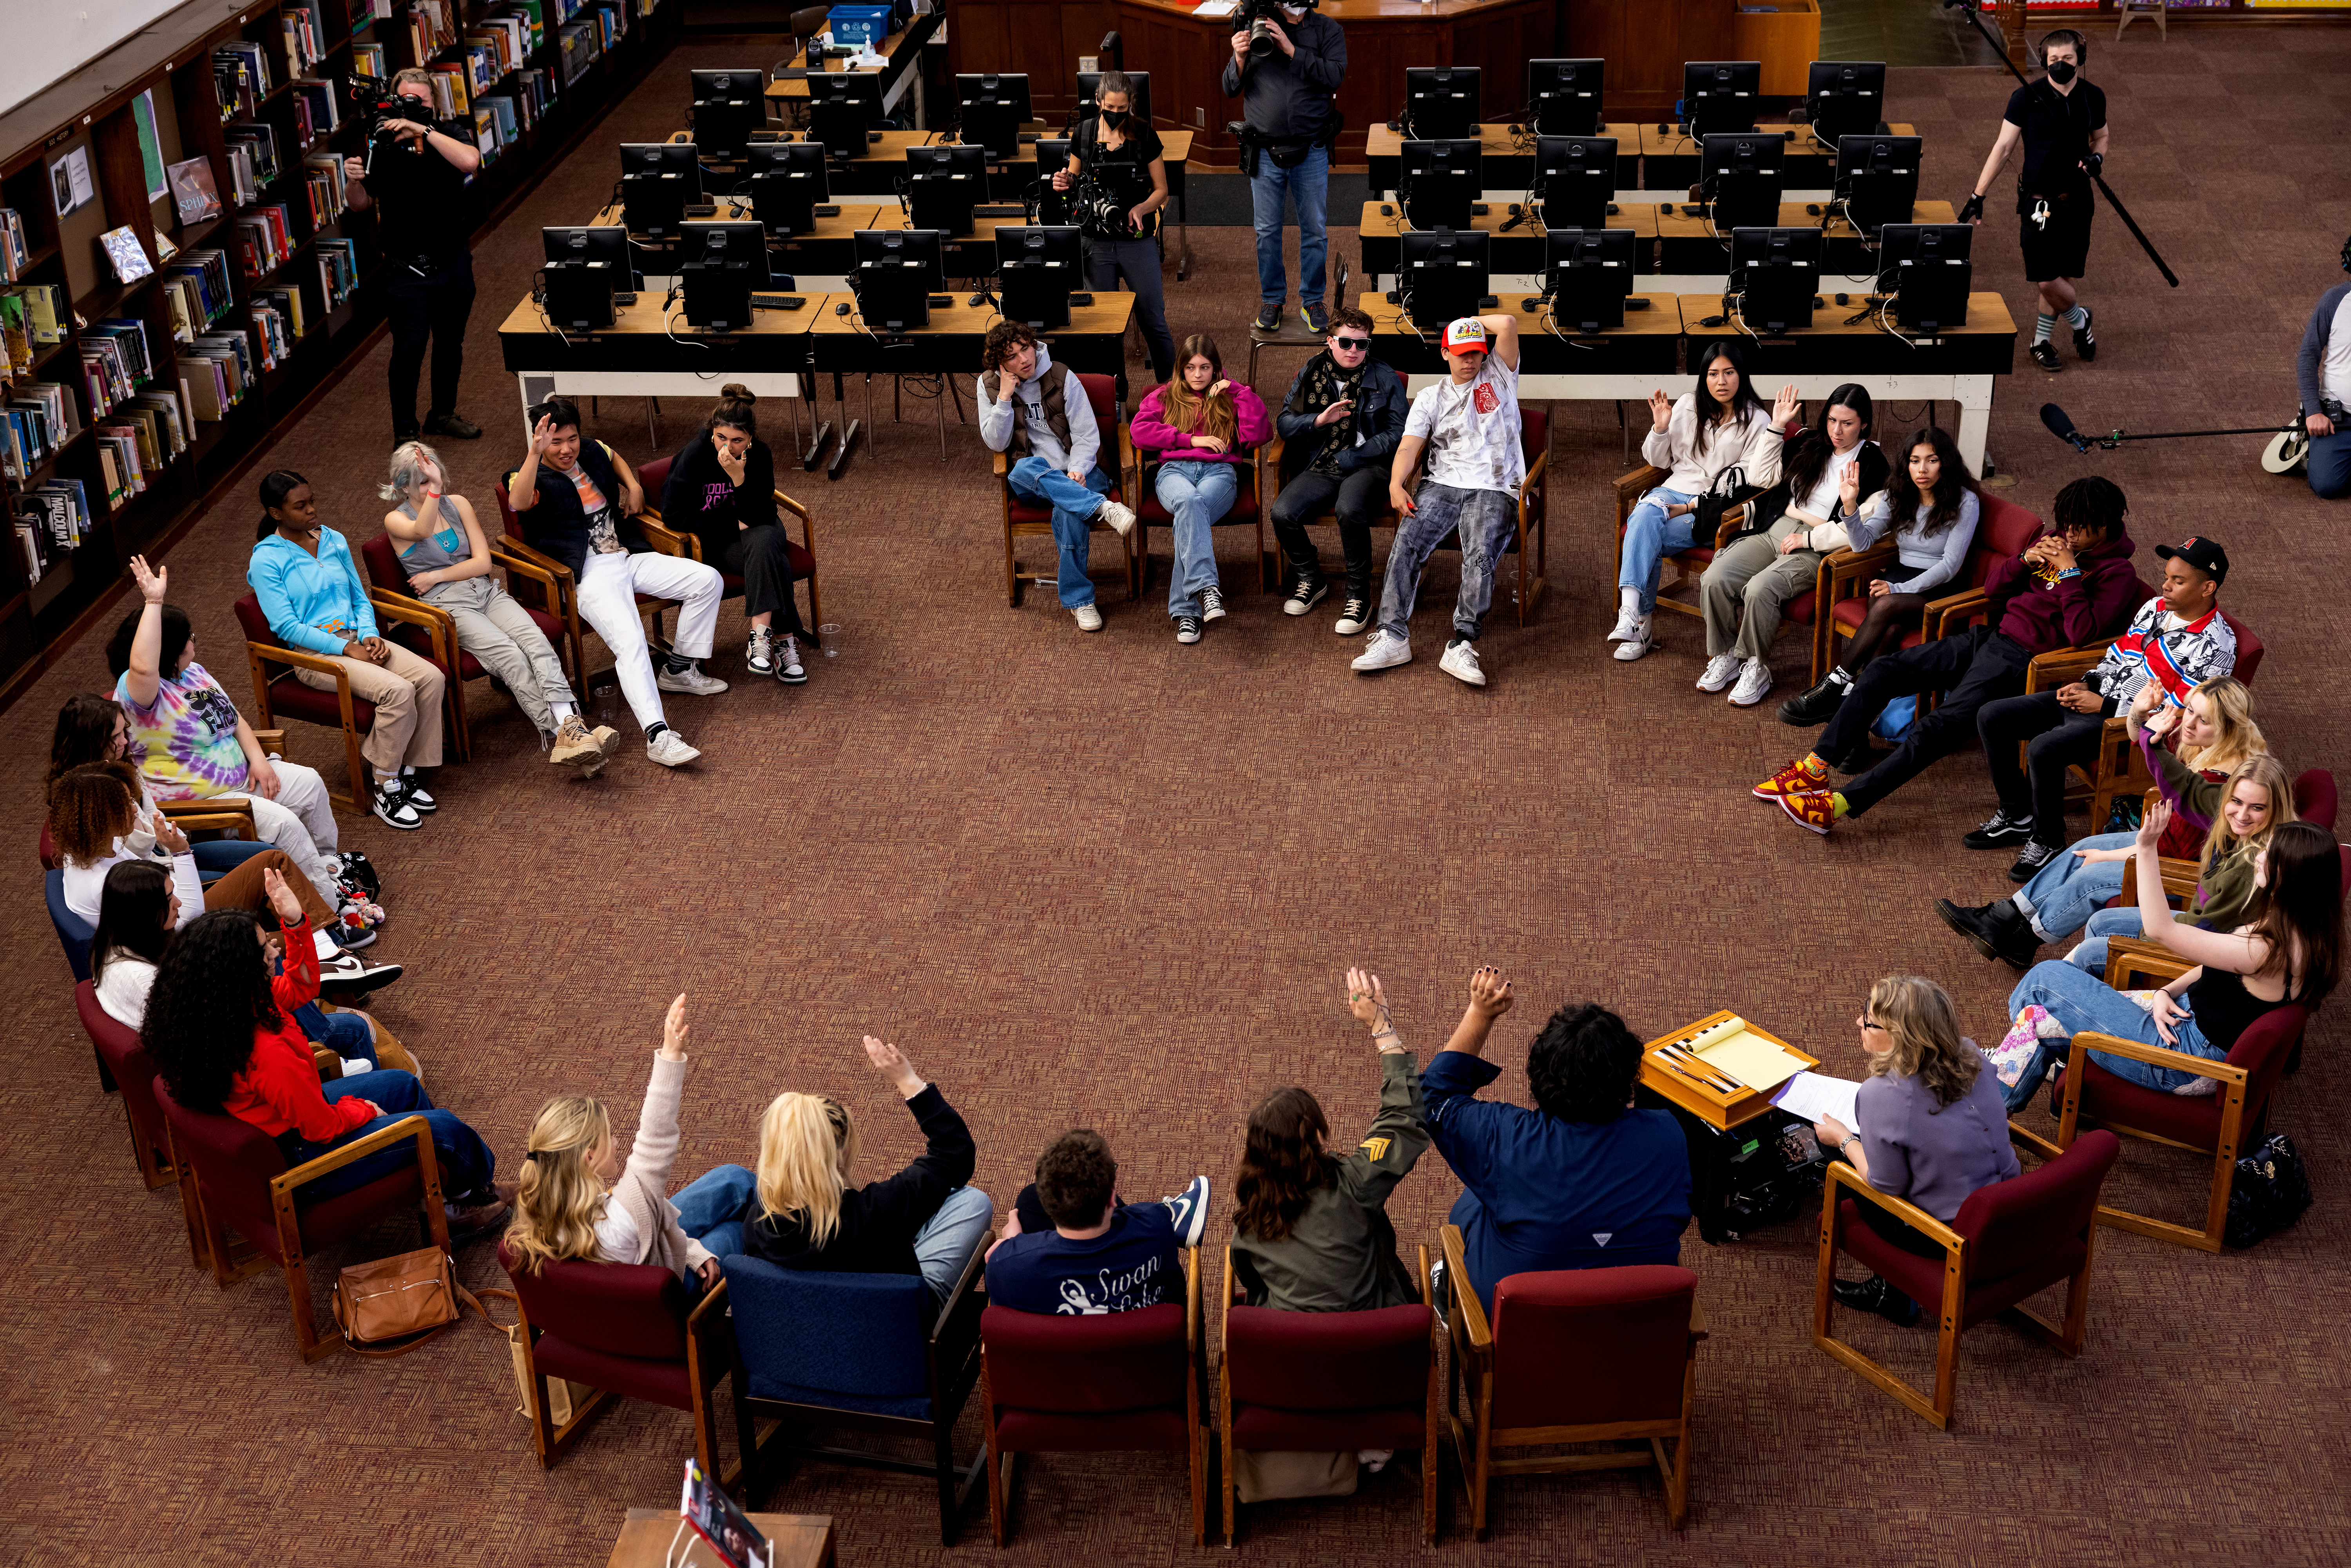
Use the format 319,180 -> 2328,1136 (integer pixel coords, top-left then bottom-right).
346,72 -> 430,175
1239,0 -> 1313,60
1070,164 -> 1149,240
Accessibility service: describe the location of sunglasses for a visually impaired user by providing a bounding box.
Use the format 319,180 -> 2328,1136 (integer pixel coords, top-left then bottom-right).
1330,336 -> 1370,350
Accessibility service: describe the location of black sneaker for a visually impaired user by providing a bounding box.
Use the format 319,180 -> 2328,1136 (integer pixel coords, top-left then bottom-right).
776,632 -> 808,685
1962,808 -> 2034,849
2009,840 -> 2061,881
1253,304 -> 1283,332
1831,1274 -> 1919,1327
2071,306 -> 2096,362
422,410 -> 482,440
1174,614 -> 1202,644
1776,672 -> 1850,726
2030,340 -> 2061,373
397,768 -> 437,812
1283,576 -> 1329,617
1301,300 -> 1329,334
1200,585 -> 1226,622
745,626 -> 776,676
1333,595 -> 1375,636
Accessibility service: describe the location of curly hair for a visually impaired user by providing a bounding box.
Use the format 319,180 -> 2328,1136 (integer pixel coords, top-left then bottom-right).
982,319 -> 1040,373
47,762 -> 142,868
1034,1129 -> 1118,1229
47,693 -> 127,803
106,601 -> 192,680
1232,1086 -> 1334,1243
143,908 -> 275,1114
1525,1002 -> 1643,1124
1864,975 -> 1978,1110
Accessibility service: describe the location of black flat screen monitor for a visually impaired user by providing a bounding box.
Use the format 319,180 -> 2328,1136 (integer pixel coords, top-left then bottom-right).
995,224 -> 1081,331
1404,66 -> 1482,142
1399,229 -> 1489,332
541,226 -> 628,330
1806,62 -> 1887,146
1683,61 -> 1761,138
1031,137 -> 1073,225
1073,70 -> 1150,127
1699,132 -> 1785,233
906,144 -> 989,236
678,221 -> 770,333
957,73 -> 1032,161
1526,59 -> 1603,138
743,140 -> 829,237
1834,134 -> 1922,234
620,142 -> 702,237
807,72 -> 886,162
1534,136 -> 1614,231
1400,138 -> 1480,234
853,227 -> 944,330
689,69 -> 763,161
1541,227 -> 1636,333
1876,222 -> 1973,332
1729,226 -> 1822,334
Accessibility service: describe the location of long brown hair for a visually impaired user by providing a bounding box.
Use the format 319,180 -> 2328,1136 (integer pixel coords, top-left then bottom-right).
1865,975 -> 1980,1110
2201,754 -> 2296,884
2245,820 -> 2343,1009
1779,383 -> 1873,505
1885,426 -> 1979,537
1232,1086 -> 1333,1243
1157,334 -> 1237,449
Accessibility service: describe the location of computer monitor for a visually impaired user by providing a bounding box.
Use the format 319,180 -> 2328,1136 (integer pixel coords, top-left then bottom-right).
620,142 -> 702,237
541,225 -> 629,330
1404,66 -> 1482,142
688,69 -> 763,161
1876,223 -> 1973,332
1526,59 -> 1603,138
743,140 -> 829,238
1833,133 -> 1922,234
678,221 -> 770,333
957,73 -> 1033,162
1699,133 -> 1785,232
1398,229 -> 1489,332
853,227 -> 944,330
1806,62 -> 1887,147
807,72 -> 886,162
1728,226 -> 1822,335
1400,138 -> 1481,233
905,144 -> 989,236
1072,70 -> 1150,128
1682,61 -> 1761,138
995,224 -> 1081,331
1540,228 -> 1636,333
1533,136 -> 1615,231
1031,137 -> 1073,225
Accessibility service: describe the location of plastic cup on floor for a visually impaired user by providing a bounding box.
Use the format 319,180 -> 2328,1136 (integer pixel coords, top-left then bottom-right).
592,683 -> 617,722
819,624 -> 840,658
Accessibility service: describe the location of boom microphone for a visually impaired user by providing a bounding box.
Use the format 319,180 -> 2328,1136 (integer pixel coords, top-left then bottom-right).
2041,403 -> 2092,452
2041,401 -> 2297,453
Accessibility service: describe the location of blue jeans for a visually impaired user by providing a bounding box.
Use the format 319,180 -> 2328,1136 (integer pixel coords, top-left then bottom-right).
670,1162 -> 758,1294
914,1185 -> 995,1300
274,1070 -> 497,1201
1250,145 -> 1329,308
1010,454 -> 1114,608
1378,481 -> 1517,643
2001,959 -> 2224,1113
2308,427 -> 2351,500
194,838 -> 276,885
295,1001 -> 374,1059
1617,487 -> 1698,614
2012,831 -> 2132,942
1156,459 -> 1238,617
2067,906 -> 2147,976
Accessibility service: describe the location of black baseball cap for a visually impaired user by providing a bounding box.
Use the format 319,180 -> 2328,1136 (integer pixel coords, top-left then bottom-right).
2154,536 -> 2228,583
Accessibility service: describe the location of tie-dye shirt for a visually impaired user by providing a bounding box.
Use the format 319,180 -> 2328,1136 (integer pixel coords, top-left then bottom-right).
113,662 -> 253,800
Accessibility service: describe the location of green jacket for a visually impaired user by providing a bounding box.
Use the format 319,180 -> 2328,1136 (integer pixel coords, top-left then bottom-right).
1230,1052 -> 1430,1314
2146,739 -> 2260,929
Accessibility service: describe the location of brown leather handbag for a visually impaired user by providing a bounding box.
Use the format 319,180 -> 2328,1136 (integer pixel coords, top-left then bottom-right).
331,1246 -> 484,1357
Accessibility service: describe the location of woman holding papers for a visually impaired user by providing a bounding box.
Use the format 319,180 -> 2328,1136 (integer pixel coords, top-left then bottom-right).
1811,976 -> 2018,1326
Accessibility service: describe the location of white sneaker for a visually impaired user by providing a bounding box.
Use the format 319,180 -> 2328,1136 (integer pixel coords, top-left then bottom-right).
1072,603 -> 1104,632
1607,601 -> 1645,643
1200,585 -> 1226,622
1439,638 -> 1486,687
1696,652 -> 1741,692
1095,500 -> 1137,538
646,729 -> 702,767
1350,630 -> 1411,673
1728,657 -> 1773,706
776,634 -> 807,685
655,662 -> 730,696
1612,614 -> 1655,661
318,952 -> 404,995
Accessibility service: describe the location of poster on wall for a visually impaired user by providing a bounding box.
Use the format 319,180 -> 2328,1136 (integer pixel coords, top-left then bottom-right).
50,146 -> 95,217
133,90 -> 170,203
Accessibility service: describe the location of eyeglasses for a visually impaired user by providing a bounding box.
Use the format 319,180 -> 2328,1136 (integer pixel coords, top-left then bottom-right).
1860,1015 -> 1887,1032
1331,336 -> 1370,350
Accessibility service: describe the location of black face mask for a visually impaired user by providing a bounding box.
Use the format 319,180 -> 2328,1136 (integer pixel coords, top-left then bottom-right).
1101,108 -> 1130,130
2045,60 -> 2078,84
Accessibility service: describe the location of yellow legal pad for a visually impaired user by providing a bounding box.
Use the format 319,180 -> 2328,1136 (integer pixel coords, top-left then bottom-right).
1686,1016 -> 1811,1094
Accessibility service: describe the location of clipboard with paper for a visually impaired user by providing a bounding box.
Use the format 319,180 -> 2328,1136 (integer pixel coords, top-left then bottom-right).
1637,1010 -> 1821,1130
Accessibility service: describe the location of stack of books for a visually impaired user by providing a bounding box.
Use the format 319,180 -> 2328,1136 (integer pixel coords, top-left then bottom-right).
0,209 -> 29,281
406,0 -> 459,63
319,237 -> 361,309
303,153 -> 350,225
182,331 -> 257,421
13,476 -> 94,582
1,382 -> 78,481
293,78 -> 342,148
282,2 -> 328,71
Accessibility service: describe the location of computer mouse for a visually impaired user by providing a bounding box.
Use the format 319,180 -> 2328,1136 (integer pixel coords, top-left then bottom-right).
1807,204 -> 1822,217
1659,203 -> 1675,216
1835,292 -> 1849,306
1380,204 -> 1394,217
834,302 -> 850,315
968,292 -> 987,307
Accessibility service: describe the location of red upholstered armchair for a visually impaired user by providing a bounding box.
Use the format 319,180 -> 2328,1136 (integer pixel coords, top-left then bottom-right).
76,982 -> 185,1197
1128,435 -> 1275,596
1221,1244 -> 1440,1546
1814,1127 -> 2120,1428
156,1083 -> 450,1362
1815,489 -> 2047,684
496,1244 -> 744,1490
637,451 -> 826,633
1440,1231 -> 1703,1539
359,532 -> 580,757
996,371 -> 1137,607
232,592 -> 378,808
980,1249 -> 1204,1546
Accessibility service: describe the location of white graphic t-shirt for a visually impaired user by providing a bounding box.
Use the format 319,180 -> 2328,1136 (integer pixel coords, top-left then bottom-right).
1406,357 -> 1525,496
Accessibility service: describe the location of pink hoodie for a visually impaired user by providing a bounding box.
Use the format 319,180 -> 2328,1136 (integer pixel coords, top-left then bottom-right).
1130,380 -> 1272,465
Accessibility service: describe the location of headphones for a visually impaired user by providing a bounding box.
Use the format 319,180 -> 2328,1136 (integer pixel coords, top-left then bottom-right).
2034,28 -> 2088,70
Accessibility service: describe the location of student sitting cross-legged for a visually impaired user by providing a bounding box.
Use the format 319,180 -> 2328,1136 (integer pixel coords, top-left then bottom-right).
984,1132 -> 1210,1315
976,320 -> 1139,633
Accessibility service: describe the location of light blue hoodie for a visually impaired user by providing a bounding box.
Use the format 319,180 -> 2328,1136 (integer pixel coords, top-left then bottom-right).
248,527 -> 379,657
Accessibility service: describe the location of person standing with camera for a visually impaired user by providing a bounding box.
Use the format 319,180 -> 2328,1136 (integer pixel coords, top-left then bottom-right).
1959,29 -> 2106,375
1224,0 -> 1346,334
2294,235 -> 2351,500
342,68 -> 484,443
1050,71 -> 1174,386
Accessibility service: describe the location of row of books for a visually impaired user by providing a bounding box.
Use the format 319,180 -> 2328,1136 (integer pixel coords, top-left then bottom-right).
234,206 -> 301,281
250,288 -> 309,369
348,0 -> 392,29
80,319 -> 159,421
293,78 -> 344,149
214,41 -> 275,121
1,283 -> 69,358
96,392 -> 194,507
96,426 -> 152,507
0,210 -> 29,283
408,0 -> 462,65
184,331 -> 259,422
557,20 -> 602,86
320,238 -> 361,310
354,41 -> 387,79
1,383 -> 80,482
0,292 -> 55,380
462,13 -> 532,92
226,123 -> 286,190
164,250 -> 240,340
304,152 -> 351,227
14,477 -> 96,583
283,1 -> 329,73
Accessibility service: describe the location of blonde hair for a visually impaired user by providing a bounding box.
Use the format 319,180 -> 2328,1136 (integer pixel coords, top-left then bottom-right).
380,440 -> 446,504
2201,753 -> 2297,883
391,66 -> 434,90
755,1093 -> 857,1247
2176,676 -> 2262,778
502,1094 -> 614,1275
1864,975 -> 1980,1110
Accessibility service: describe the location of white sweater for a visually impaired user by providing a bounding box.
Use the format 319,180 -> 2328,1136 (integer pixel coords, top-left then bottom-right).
1641,395 -> 1785,497
95,951 -> 158,1028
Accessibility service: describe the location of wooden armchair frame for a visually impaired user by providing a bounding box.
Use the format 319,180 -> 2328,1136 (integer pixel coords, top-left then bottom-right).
1441,1226 -> 1701,1539
514,1274 -> 742,1490
641,489 -> 826,634
1127,438 -> 1277,596
2014,640 -> 2141,829
362,588 -> 472,762
994,436 -> 1140,608
241,636 -> 374,809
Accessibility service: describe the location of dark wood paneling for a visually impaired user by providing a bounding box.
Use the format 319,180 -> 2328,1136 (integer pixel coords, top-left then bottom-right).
947,0 -> 1116,120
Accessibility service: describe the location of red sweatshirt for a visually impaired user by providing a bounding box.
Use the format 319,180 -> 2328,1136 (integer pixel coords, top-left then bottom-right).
220,916 -> 372,1143
1984,525 -> 2139,654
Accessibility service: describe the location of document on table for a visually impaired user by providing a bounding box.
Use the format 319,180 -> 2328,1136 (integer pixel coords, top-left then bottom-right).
1771,1072 -> 1861,1130
1689,1023 -> 1810,1094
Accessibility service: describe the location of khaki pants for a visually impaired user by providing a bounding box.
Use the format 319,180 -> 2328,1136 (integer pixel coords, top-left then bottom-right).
425,576 -> 574,736
1701,518 -> 1822,661
292,641 -> 445,779
203,847 -> 339,924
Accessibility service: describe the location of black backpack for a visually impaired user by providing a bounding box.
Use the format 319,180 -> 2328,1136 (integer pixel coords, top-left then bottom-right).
2224,1131 -> 2314,1249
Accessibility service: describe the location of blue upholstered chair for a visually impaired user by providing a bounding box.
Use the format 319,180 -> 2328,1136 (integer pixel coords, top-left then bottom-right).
46,869 -> 95,986
722,1248 -> 988,1544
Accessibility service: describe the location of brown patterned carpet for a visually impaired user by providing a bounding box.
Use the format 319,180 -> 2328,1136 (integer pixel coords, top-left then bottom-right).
5,29 -> 2349,1566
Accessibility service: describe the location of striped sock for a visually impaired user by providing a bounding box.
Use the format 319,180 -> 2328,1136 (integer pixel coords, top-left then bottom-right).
2063,304 -> 2089,328
2034,313 -> 2056,344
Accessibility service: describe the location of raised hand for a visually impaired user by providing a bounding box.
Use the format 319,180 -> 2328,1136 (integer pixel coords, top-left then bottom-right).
1771,384 -> 1802,428
863,1034 -> 924,1097
1314,397 -> 1355,428
2138,799 -> 2170,849
1345,967 -> 1388,1032
1467,965 -> 1514,1021
261,865 -> 306,925
661,992 -> 690,1060
529,413 -> 555,455
129,554 -> 167,603
152,814 -> 190,856
1647,388 -> 1673,432
1838,459 -> 1863,509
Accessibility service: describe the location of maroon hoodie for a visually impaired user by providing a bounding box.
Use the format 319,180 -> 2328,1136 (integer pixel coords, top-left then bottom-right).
1984,525 -> 2139,655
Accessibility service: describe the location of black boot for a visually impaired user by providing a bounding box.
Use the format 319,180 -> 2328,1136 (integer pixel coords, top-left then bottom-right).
1831,1274 -> 1920,1327
1936,898 -> 2021,963
1994,914 -> 2044,971
1777,670 -> 1852,726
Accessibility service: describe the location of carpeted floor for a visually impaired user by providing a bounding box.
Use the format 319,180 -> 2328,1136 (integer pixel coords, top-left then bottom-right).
5,29 -> 2350,1566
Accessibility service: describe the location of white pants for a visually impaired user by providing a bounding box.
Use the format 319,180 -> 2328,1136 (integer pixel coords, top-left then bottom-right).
207,759 -> 341,903
575,549 -> 724,733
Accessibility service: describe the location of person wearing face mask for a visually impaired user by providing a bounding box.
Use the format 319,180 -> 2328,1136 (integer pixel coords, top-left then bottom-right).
1223,0 -> 1348,333
1268,306 -> 1409,635
1960,29 -> 2107,374
1051,73 -> 1174,386
1696,384 -> 1886,708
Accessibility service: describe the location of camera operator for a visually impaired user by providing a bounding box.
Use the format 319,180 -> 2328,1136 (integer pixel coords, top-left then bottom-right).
1960,29 -> 2106,375
1223,0 -> 1346,334
342,68 -> 484,443
2294,235 -> 2351,499
1050,71 -> 1174,385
